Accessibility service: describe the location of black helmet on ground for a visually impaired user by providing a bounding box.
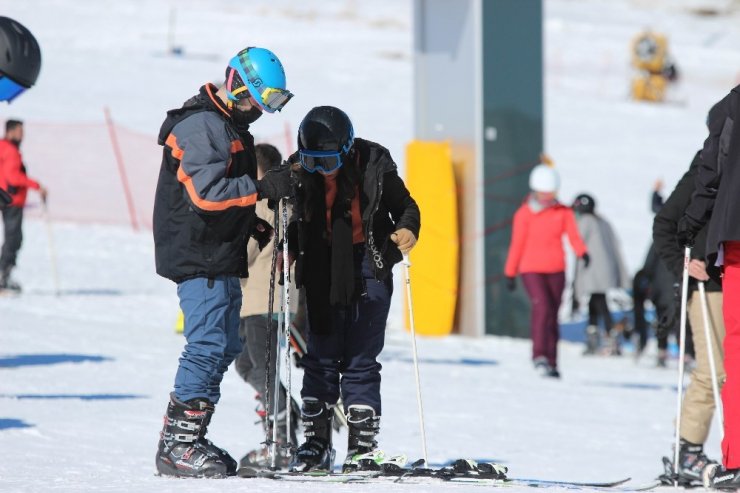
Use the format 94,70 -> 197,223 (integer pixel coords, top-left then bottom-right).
0,17 -> 41,102
297,106 -> 354,174
572,193 -> 596,214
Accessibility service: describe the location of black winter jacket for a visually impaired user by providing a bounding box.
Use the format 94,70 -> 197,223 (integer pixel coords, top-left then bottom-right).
653,151 -> 722,291
683,86 -> 739,277
153,84 -> 258,283
288,138 -> 421,331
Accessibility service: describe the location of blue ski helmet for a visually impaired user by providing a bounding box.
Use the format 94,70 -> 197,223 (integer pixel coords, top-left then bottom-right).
224,47 -> 292,113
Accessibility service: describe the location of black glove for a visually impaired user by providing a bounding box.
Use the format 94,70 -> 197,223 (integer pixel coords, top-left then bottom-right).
249,217 -> 274,251
257,165 -> 293,201
676,215 -> 699,248
0,187 -> 10,208
581,252 -> 590,268
506,276 -> 516,292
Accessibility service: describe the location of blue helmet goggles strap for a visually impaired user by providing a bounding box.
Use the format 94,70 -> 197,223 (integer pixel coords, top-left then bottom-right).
298,127 -> 355,173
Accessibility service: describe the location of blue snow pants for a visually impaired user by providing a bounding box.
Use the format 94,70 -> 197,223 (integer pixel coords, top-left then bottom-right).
301,253 -> 392,415
174,276 -> 243,404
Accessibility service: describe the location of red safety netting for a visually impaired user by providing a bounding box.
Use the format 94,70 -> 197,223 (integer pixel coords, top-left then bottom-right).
16,118 -> 294,229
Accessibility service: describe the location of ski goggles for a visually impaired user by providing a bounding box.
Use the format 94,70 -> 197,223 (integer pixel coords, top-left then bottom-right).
0,75 -> 27,103
227,56 -> 293,113
298,132 -> 355,174
298,149 -> 345,174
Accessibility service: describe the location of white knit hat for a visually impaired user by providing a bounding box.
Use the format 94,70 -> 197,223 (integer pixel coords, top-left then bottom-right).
529,164 -> 560,193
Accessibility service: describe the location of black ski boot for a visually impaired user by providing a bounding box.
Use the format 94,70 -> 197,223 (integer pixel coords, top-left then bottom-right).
705,464 -> 740,489
342,405 -> 380,472
155,393 -> 237,478
289,398 -> 335,472
660,439 -> 717,486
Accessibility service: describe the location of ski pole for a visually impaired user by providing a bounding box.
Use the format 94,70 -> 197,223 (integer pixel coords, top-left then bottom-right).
42,200 -> 61,296
698,281 -> 724,438
264,206 -> 280,469
280,198 -> 293,454
673,246 -> 691,481
402,253 -> 429,466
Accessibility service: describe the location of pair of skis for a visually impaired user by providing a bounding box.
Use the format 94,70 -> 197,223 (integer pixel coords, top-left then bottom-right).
239,455 -> 654,490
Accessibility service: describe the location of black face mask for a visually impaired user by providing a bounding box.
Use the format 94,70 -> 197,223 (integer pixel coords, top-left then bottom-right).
9,138 -> 21,149
232,105 -> 262,132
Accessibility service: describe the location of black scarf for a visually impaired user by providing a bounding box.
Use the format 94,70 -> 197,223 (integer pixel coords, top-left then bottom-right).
302,163 -> 360,333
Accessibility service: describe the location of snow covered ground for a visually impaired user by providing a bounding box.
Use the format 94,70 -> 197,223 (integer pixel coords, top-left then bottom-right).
2,0 -> 740,492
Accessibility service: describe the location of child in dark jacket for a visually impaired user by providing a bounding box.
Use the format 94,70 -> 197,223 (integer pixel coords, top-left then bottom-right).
283,106 -> 420,473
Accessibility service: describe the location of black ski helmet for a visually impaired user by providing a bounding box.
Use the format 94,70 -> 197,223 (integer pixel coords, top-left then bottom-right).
298,106 -> 354,153
0,17 -> 41,89
572,193 -> 596,214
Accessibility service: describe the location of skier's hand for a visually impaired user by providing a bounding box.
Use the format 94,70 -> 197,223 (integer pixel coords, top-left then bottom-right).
391,228 -> 417,254
38,186 -> 48,203
257,165 -> 294,201
506,276 -> 517,292
276,250 -> 295,274
581,252 -> 591,268
250,217 -> 274,251
676,216 -> 699,248
688,259 -> 709,282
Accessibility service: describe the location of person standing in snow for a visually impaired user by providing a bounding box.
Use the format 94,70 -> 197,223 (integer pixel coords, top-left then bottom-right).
677,85 -> 740,489
0,119 -> 47,292
504,163 -> 589,378
282,106 -> 420,473
633,180 -> 695,366
152,47 -> 294,478
571,193 -> 629,355
233,143 -> 302,469
653,148 -> 724,486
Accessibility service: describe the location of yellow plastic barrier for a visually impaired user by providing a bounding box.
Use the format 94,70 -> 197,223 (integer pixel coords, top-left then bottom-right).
404,141 -> 459,336
174,309 -> 184,334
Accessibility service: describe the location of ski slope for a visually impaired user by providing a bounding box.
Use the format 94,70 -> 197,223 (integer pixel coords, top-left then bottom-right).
2,0 -> 740,492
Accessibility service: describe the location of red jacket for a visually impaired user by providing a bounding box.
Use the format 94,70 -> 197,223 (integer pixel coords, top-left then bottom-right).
504,198 -> 587,277
0,139 -> 39,207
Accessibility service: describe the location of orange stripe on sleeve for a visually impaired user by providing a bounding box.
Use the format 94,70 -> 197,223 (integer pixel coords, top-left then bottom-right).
176,165 -> 257,212
166,134 -> 184,160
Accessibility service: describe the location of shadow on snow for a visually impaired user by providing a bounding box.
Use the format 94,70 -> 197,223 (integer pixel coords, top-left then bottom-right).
0,354 -> 112,368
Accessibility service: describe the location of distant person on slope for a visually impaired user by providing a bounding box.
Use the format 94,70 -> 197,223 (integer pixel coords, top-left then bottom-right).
504,163 -> 589,378
0,119 -> 47,292
653,148 -> 724,487
571,193 -> 629,355
283,106 -> 420,473
152,47 -> 294,479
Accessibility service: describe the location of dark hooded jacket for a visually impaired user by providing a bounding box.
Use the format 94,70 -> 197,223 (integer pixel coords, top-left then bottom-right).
289,138 -> 420,333
153,84 -> 259,282
653,151 -> 722,291
683,87 -> 738,278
